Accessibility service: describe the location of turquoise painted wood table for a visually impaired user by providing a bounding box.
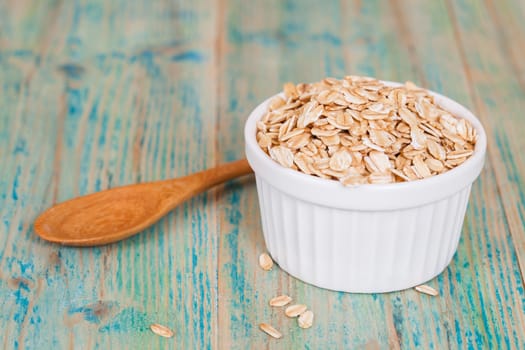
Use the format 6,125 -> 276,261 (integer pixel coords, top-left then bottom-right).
1,0 -> 525,349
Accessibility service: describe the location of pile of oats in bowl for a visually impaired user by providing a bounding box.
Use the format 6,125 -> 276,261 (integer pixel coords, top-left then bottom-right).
256,76 -> 477,185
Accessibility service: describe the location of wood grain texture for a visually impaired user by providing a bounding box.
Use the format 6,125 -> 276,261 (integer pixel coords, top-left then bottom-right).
0,0 -> 524,349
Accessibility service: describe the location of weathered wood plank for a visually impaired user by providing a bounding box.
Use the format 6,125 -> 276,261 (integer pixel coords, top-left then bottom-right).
387,1 -> 525,347
443,1 -> 525,344
349,0 -> 525,347
1,0 -> 220,349
444,0 -> 525,283
216,0 -> 525,348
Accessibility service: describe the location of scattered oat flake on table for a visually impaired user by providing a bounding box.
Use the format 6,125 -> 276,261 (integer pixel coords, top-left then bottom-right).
150,323 -> 174,338
414,284 -> 439,296
269,295 -> 293,307
285,304 -> 308,318
259,253 -> 273,271
259,323 -> 283,339
298,310 -> 314,329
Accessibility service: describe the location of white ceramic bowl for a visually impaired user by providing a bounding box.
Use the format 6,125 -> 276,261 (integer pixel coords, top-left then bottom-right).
245,81 -> 487,293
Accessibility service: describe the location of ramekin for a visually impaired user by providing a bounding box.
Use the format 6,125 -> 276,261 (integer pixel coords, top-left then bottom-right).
244,81 -> 487,293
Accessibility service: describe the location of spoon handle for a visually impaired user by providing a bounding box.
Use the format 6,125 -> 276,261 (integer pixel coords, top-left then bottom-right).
162,159 -> 253,206
185,158 -> 253,190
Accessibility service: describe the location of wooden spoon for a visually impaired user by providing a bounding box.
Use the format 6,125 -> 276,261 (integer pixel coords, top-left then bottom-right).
34,159 -> 252,246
